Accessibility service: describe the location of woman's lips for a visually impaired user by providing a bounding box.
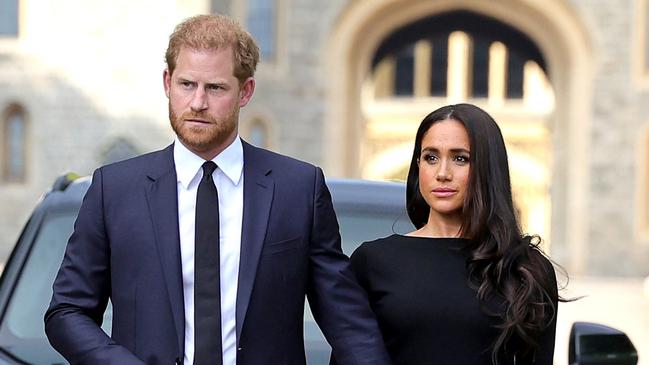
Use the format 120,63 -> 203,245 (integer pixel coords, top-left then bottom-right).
432,188 -> 457,198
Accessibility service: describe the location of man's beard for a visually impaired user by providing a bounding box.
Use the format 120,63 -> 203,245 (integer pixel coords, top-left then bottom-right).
169,105 -> 238,154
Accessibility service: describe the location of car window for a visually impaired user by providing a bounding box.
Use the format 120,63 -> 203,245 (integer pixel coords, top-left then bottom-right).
6,213 -> 72,340
338,210 -> 413,254
0,182 -> 411,364
0,211 -> 112,364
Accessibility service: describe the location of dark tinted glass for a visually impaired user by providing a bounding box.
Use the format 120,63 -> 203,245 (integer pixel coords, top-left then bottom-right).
579,334 -> 637,358
0,211 -> 112,364
211,0 -> 231,15
246,0 -> 276,61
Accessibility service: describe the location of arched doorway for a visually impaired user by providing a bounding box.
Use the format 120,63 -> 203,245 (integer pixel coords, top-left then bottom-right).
325,0 -> 593,273
360,10 -> 554,245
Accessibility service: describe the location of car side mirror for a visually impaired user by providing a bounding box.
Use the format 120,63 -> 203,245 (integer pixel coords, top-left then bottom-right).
569,322 -> 638,365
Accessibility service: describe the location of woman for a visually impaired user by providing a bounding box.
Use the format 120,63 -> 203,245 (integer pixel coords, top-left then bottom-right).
350,104 -> 560,364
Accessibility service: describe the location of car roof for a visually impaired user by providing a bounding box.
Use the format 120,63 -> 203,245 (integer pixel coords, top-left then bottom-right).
44,175 -> 406,209
327,178 -> 406,213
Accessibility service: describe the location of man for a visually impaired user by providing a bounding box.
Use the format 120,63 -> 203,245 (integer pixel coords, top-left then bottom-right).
44,14 -> 390,365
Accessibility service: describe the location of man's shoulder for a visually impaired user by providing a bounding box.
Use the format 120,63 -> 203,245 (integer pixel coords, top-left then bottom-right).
101,145 -> 173,173
94,144 -> 174,190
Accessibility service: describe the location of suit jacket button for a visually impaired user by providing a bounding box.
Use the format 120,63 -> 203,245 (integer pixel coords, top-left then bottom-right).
175,358 -> 182,364
237,347 -> 243,351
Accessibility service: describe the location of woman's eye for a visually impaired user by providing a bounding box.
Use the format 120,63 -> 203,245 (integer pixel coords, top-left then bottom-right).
422,154 -> 438,163
454,155 -> 470,164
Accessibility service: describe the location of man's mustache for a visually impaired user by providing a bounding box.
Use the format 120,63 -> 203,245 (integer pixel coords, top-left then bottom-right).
178,111 -> 216,124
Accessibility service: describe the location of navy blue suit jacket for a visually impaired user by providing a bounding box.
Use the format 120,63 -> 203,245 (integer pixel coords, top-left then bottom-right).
45,141 -> 390,365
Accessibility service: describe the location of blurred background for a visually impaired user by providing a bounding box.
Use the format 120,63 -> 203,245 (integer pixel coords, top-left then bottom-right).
0,0 -> 647,363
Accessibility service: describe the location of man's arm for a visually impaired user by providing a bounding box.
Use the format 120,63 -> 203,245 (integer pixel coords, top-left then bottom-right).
305,167 -> 391,365
44,168 -> 144,365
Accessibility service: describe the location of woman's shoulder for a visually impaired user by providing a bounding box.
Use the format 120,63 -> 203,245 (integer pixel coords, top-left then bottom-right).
351,234 -> 408,260
348,235 -> 400,277
354,234 -> 401,252
364,233 -> 408,245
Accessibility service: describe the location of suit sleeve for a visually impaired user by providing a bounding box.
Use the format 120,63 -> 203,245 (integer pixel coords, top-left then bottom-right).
305,167 -> 391,365
44,168 -> 145,365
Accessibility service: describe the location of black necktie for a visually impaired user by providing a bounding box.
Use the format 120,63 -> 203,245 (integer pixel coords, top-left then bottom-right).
194,161 -> 222,365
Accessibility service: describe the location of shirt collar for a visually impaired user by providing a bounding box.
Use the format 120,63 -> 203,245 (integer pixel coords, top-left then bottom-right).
174,136 -> 244,189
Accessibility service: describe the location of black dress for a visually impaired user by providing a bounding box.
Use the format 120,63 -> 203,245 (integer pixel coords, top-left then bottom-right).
349,234 -> 557,365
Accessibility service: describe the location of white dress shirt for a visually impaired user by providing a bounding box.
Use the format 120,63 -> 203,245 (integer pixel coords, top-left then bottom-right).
174,137 -> 243,365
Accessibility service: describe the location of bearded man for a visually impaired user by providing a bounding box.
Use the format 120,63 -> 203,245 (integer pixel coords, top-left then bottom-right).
44,14 -> 389,365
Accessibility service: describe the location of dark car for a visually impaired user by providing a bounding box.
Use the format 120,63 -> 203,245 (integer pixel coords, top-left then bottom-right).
0,175 -> 638,364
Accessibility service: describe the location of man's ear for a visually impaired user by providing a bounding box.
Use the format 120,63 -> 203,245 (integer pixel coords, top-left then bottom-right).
163,69 -> 171,98
239,77 -> 256,107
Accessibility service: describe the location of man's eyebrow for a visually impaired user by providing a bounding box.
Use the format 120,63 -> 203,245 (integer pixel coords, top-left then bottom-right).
205,81 -> 228,88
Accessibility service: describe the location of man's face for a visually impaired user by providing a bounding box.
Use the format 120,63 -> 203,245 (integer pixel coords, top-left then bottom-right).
163,46 -> 255,159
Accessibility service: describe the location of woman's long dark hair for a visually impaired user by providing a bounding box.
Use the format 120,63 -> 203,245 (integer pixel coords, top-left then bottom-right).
406,103 -> 560,362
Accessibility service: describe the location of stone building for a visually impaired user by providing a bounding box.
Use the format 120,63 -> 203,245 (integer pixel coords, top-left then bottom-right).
0,0 -> 648,278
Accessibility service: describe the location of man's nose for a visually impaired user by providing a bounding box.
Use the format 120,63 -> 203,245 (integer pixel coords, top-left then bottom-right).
190,88 -> 208,112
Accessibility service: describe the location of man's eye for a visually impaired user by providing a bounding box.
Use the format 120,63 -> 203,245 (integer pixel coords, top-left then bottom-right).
206,86 -> 223,93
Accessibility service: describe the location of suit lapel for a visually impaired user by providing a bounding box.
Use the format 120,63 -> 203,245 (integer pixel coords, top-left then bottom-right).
236,142 -> 274,340
144,144 -> 185,356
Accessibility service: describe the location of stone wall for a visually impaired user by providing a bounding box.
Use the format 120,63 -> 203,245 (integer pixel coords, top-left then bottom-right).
0,0 -> 648,276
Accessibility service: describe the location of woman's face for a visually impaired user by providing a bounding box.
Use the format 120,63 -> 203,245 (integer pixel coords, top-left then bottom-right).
418,118 -> 471,222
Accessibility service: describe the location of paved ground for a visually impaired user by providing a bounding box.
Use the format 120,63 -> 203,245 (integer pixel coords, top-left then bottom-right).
553,275 -> 649,364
